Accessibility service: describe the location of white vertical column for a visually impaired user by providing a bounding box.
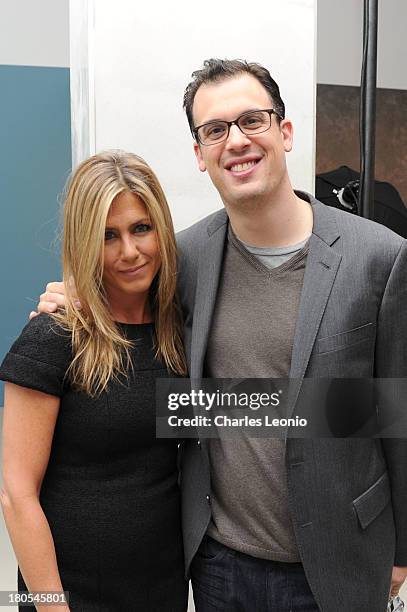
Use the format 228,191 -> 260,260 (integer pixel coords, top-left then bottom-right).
70,0 -> 317,229
69,0 -> 96,169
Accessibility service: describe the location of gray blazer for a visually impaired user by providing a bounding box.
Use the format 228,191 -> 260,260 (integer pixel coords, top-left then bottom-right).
176,194 -> 407,612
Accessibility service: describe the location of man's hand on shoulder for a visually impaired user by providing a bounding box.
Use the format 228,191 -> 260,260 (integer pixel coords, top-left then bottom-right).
29,281 -> 79,320
391,566 -> 407,597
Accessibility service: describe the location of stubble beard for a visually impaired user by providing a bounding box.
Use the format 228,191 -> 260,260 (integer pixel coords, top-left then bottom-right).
221,174 -> 282,215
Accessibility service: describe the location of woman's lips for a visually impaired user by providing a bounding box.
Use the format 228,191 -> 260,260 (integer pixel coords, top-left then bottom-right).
118,263 -> 147,276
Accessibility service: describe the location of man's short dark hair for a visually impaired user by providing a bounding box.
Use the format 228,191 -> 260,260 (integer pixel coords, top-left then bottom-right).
183,58 -> 286,135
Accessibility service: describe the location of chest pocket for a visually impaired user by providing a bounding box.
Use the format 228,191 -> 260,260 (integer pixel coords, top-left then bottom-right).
315,322 -> 376,355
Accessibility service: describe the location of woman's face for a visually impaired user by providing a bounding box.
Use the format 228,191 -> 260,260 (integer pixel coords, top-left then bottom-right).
102,191 -> 161,304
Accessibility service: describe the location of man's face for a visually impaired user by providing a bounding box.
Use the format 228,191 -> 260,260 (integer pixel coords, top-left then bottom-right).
192,74 -> 293,208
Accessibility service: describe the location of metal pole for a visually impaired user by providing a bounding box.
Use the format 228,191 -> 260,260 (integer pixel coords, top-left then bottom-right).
359,0 -> 378,219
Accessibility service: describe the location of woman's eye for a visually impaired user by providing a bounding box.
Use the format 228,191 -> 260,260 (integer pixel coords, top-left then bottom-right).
134,223 -> 152,233
104,231 -> 116,241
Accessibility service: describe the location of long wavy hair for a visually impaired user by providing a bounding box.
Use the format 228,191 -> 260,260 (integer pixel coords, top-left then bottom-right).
54,150 -> 186,396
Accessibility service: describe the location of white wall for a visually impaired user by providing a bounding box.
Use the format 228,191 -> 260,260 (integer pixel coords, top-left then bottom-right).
317,0 -> 407,89
71,0 -> 317,231
0,0 -> 69,67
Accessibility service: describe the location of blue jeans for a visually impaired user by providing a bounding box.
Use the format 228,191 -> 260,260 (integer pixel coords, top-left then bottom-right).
191,536 -> 319,612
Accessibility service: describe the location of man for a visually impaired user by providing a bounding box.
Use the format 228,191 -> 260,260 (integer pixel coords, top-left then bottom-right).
37,59 -> 406,611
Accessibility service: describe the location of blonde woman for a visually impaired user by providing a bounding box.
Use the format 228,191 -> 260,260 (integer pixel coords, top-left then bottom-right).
0,151 -> 188,611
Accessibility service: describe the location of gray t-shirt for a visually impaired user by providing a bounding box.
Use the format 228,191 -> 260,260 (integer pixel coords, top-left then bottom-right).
204,228 -> 308,562
240,236 -> 308,270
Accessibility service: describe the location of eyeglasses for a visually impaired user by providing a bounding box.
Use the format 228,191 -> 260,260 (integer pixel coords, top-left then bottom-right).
193,108 -> 282,146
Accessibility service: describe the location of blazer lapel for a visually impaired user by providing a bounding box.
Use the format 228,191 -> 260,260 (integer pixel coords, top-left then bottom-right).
290,198 -> 343,382
286,198 -> 342,422
190,210 -> 228,380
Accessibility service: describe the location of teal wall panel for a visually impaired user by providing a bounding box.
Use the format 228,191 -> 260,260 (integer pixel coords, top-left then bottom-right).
0,65 -> 71,403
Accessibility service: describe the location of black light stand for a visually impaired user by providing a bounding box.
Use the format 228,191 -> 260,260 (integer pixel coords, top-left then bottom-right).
359,0 -> 379,220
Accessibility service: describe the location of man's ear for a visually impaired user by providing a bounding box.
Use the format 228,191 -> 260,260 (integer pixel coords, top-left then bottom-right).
280,118 -> 294,153
194,141 -> 207,172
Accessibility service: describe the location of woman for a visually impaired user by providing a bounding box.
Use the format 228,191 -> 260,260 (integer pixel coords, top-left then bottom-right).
0,151 -> 188,611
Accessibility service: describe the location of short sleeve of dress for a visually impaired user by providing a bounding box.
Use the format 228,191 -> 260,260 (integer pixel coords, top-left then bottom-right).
0,314 -> 73,397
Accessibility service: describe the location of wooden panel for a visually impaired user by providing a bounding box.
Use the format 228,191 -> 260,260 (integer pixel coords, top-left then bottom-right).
316,84 -> 407,206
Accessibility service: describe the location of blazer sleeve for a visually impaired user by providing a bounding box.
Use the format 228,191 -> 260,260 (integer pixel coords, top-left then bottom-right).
375,239 -> 407,566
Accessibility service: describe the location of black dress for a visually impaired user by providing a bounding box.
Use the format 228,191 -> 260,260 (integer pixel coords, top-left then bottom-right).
0,314 -> 188,612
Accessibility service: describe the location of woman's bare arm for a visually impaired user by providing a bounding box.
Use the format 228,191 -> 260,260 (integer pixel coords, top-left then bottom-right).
1,382 -> 70,612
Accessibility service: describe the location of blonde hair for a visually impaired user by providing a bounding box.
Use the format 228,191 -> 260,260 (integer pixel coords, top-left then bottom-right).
54,150 -> 186,396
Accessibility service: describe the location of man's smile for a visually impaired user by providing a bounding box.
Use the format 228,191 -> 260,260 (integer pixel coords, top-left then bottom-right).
224,156 -> 262,177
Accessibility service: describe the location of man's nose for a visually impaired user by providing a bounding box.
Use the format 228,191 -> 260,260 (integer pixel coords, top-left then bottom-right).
225,124 -> 251,150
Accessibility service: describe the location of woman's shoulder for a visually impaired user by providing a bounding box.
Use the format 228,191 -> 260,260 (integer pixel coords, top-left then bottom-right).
19,312 -> 69,335
0,313 -> 73,397
12,313 -> 72,358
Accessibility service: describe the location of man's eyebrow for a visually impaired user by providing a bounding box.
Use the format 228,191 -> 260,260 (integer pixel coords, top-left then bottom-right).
199,108 -> 264,124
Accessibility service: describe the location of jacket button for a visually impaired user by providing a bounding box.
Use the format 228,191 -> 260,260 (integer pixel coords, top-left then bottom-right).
206,494 -> 210,502
197,440 -> 201,445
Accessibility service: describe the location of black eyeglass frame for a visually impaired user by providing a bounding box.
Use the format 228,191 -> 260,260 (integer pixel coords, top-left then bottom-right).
193,108 -> 283,146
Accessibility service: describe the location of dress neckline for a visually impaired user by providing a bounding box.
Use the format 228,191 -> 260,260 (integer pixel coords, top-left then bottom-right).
115,321 -> 154,327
